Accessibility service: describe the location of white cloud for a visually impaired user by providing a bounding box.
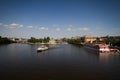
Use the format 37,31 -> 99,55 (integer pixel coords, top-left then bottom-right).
69,25 -> 73,27
78,27 -> 89,31
27,26 -> 33,28
8,23 -> 23,28
56,28 -> 60,31
0,22 -> 22,28
3,24 -> 9,27
67,28 -> 72,31
10,23 -> 19,27
0,23 -> 3,26
39,27 -> 48,30
19,25 -> 23,27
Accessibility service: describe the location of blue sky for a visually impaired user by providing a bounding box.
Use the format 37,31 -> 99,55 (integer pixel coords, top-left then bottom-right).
0,0 -> 120,38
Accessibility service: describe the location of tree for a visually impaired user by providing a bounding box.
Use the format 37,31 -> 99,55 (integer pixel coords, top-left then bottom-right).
0,37 -> 13,44
46,37 -> 50,42
27,37 -> 50,43
103,36 -> 120,46
28,37 -> 36,43
67,38 -> 82,44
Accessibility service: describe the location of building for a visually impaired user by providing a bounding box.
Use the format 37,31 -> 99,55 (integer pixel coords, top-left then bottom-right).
48,38 -> 56,44
9,38 -> 28,43
82,35 -> 96,43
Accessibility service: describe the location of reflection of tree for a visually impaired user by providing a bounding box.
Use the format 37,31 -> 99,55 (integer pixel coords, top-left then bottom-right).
37,51 -> 47,56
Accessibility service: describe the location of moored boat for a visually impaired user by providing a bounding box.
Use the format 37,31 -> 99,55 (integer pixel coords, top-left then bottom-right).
83,42 -> 110,53
109,46 -> 120,54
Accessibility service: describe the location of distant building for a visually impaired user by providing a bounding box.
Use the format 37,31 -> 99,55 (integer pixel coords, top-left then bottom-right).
9,38 -> 28,43
48,38 -> 56,44
82,35 -> 96,43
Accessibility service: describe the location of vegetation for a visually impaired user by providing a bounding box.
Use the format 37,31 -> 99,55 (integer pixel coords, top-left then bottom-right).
67,36 -> 120,47
28,37 -> 50,43
67,38 -> 82,44
104,36 -> 120,47
0,36 -> 14,44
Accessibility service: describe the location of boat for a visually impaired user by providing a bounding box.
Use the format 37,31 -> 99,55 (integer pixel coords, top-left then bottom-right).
83,42 -> 110,53
109,46 -> 120,54
37,45 -> 48,52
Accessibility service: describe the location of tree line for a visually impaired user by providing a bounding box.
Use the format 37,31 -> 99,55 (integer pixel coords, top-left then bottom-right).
0,36 -> 14,44
67,36 -> 120,47
27,37 -> 50,43
104,36 -> 120,47
67,38 -> 83,44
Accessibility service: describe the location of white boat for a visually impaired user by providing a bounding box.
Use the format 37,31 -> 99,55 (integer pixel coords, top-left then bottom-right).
37,45 -> 48,52
83,42 -> 110,53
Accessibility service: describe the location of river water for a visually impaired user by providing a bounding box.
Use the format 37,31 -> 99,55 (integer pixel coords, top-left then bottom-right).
0,43 -> 120,80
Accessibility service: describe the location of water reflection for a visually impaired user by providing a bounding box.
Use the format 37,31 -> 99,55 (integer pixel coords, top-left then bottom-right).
37,51 -> 47,56
99,53 -> 110,63
36,44 -> 58,56
99,52 -> 120,64
47,44 -> 56,47
0,43 -> 120,80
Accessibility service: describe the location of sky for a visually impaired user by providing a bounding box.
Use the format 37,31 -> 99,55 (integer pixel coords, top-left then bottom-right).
0,0 -> 120,39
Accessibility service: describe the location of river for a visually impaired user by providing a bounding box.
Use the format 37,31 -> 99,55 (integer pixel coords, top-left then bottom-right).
0,43 -> 120,80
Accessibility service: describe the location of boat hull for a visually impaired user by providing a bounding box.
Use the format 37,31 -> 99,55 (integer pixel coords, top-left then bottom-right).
83,46 -> 100,54
37,46 -> 48,52
83,44 -> 110,53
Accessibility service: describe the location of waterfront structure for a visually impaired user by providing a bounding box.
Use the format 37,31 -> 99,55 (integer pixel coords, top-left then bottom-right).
9,38 -> 28,43
82,35 -> 96,43
48,38 -> 56,44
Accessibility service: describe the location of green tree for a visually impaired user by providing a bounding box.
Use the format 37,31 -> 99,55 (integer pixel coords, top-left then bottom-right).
0,37 -> 13,44
67,38 -> 82,44
46,37 -> 50,42
27,37 -> 50,43
28,37 -> 36,43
